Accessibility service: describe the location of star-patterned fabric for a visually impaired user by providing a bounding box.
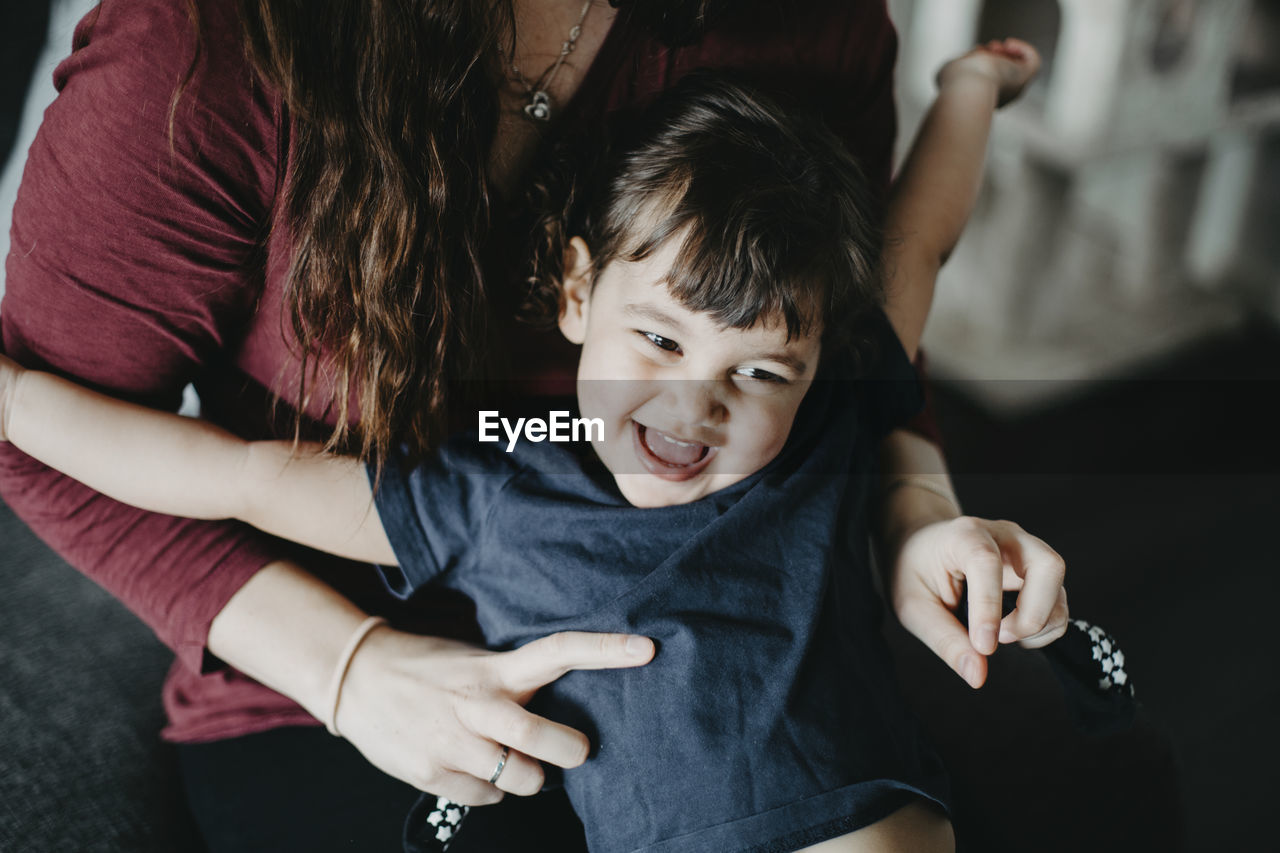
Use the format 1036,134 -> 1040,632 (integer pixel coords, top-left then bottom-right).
1079,619 -> 1134,695
408,796 -> 469,851
1042,617 -> 1139,735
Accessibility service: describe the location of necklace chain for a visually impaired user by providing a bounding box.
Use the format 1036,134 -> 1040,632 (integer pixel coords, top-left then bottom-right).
510,1 -> 593,122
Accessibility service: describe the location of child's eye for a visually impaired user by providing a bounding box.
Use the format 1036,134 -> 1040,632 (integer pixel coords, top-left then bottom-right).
736,367 -> 789,385
639,331 -> 681,354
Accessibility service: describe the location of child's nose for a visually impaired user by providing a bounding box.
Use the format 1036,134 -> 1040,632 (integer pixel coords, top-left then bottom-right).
664,379 -> 727,430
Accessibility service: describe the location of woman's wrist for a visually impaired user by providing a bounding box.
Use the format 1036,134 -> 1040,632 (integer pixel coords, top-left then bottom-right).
207,559 -> 371,720
325,615 -> 389,736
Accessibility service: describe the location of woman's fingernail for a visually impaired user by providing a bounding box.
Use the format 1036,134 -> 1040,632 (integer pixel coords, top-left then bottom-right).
960,656 -> 979,687
626,636 -> 651,657
978,625 -> 997,653
999,627 -> 1016,643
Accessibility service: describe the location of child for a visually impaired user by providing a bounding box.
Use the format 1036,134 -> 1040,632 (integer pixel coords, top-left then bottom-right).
0,41 -> 1045,853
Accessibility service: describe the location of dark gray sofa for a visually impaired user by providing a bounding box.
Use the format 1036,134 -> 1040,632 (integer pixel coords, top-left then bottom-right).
0,498 -> 206,852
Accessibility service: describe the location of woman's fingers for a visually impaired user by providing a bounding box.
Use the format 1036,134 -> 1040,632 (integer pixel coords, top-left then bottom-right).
329,630 -> 655,802
944,518 -> 1005,656
498,631 -> 655,695
467,699 -> 591,770
987,521 -> 1068,643
449,736 -> 545,797
402,631 -> 657,800
332,630 -> 632,800
455,632 -> 652,796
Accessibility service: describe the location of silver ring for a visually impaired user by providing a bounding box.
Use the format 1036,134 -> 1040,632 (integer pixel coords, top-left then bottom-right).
488,745 -> 510,785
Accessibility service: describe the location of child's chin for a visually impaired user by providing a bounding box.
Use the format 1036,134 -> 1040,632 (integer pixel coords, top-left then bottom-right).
614,472 -> 745,508
614,474 -> 697,509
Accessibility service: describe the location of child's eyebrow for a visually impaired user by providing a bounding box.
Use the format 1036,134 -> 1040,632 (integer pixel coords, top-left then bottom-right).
623,303 -> 686,332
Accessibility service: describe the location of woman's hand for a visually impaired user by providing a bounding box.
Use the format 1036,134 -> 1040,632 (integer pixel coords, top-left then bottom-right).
209,561 -> 654,806
335,627 -> 655,805
937,37 -> 1042,108
0,353 -> 26,443
888,515 -> 1069,689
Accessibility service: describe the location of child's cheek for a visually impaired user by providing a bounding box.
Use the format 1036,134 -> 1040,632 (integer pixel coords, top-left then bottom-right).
742,402 -> 801,471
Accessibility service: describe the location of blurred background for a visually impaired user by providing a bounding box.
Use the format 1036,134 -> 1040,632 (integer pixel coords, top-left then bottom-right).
1,1 -> 1277,851
884,2 -> 1280,851
890,0 -> 1280,405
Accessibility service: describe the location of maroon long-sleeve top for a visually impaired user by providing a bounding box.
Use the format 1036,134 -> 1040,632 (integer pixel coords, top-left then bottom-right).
0,0 -> 905,742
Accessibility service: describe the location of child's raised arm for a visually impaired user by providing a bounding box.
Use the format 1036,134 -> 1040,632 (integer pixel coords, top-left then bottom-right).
884,38 -> 1041,358
0,354 -> 396,565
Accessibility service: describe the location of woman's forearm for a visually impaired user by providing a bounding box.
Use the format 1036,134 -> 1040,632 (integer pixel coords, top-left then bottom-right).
206,558 -> 370,721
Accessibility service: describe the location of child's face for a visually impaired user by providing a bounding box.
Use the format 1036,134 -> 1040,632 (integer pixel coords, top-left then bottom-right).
558,236 -> 821,508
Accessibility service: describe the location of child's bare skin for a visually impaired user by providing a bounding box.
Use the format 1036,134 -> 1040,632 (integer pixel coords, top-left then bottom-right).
884,38 -> 1041,361
939,38 -> 1042,108
803,800 -> 954,853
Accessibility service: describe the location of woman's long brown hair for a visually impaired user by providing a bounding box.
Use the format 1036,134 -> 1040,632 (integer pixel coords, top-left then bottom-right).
237,0 -> 506,468
223,0 -> 740,468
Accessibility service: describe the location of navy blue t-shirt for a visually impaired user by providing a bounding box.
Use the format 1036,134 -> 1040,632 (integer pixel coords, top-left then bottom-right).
372,318 -> 949,853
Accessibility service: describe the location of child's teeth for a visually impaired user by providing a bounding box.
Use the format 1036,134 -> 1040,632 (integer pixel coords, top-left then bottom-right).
659,432 -> 698,447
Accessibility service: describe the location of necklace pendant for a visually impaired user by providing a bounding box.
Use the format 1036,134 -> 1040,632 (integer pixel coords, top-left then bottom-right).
523,90 -> 552,122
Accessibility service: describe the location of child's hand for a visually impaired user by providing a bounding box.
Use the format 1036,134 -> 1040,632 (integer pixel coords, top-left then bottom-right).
0,354 -> 24,443
889,515 -> 1068,689
937,38 -> 1041,108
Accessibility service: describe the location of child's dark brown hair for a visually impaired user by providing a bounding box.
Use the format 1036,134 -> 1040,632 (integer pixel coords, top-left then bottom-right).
523,73 -> 884,374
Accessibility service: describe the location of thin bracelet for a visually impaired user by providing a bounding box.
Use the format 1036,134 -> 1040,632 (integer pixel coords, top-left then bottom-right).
883,476 -> 961,514
325,615 -> 388,737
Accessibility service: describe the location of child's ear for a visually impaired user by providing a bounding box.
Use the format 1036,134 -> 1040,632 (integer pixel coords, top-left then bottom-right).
558,236 -> 594,345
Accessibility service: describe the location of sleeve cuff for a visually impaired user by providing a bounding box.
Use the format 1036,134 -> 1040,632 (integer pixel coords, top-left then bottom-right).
366,459 -> 438,599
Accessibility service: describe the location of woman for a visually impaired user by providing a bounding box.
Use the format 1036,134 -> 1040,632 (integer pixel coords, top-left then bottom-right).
0,1 -> 1064,849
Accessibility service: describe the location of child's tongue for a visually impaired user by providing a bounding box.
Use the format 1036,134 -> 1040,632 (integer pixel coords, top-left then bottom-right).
642,426 -> 707,466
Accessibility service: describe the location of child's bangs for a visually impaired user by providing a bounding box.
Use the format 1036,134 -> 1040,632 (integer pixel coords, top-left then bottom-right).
611,192 -> 830,342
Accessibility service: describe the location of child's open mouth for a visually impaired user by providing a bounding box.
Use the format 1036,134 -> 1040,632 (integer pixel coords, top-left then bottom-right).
632,422 -> 717,481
